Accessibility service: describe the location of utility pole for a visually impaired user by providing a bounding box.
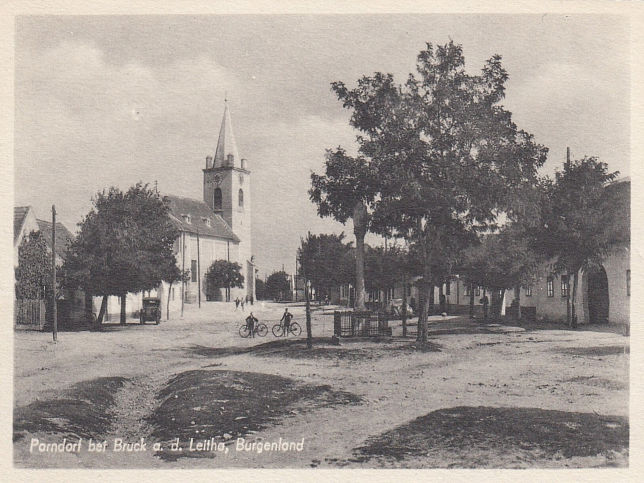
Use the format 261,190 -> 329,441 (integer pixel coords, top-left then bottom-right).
51,205 -> 57,342
197,230 -> 201,308
295,256 -> 298,302
181,231 -> 185,318
565,147 -> 572,326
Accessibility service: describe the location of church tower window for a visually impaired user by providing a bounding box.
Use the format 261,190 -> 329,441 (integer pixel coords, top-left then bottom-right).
238,189 -> 244,208
213,188 -> 222,211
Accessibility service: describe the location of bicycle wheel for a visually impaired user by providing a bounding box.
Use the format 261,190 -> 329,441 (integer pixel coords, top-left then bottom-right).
239,324 -> 251,338
256,323 -> 268,337
290,322 -> 302,336
272,324 -> 283,337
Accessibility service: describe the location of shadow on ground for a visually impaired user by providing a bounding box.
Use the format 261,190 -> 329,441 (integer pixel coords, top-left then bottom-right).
337,406 -> 628,468
183,337 -> 441,362
555,345 -> 629,357
13,377 -> 128,442
148,369 -> 362,461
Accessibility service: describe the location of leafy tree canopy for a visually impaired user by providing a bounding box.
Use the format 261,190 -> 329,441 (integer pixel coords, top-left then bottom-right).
62,183 -> 180,296
15,231 -> 55,299
298,232 -> 353,296
538,156 -> 621,274
204,260 -> 244,298
265,271 -> 291,301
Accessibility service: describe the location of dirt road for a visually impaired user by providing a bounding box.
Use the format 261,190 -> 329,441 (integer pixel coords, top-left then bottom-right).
14,302 -> 629,468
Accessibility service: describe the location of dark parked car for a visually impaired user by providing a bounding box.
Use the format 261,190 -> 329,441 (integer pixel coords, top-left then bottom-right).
140,297 -> 161,325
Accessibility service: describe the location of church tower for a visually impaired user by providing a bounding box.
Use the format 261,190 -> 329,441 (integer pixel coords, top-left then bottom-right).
203,100 -> 254,298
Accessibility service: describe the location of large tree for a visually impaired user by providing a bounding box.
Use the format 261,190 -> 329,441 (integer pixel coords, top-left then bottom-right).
204,260 -> 244,301
538,156 -> 621,325
332,41 -> 547,342
265,271 -> 291,301
15,231 -> 55,300
310,149 -> 378,310
462,225 -> 541,320
298,231 -> 353,301
63,183 -> 179,327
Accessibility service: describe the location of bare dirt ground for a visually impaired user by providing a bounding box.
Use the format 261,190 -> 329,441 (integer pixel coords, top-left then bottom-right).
13,301 -> 629,469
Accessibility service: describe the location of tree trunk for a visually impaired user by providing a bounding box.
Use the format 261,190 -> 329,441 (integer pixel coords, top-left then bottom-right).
97,295 -> 108,327
469,282 -> 475,319
120,294 -> 126,325
84,292 -> 93,327
515,285 -> 522,321
353,201 -> 368,311
167,282 -> 173,320
420,282 -> 431,343
401,276 -> 408,338
571,270 -> 579,328
416,284 -> 425,342
428,283 -> 435,316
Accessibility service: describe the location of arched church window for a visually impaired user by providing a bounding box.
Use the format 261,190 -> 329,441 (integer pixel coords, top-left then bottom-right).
213,188 -> 222,211
238,189 -> 244,208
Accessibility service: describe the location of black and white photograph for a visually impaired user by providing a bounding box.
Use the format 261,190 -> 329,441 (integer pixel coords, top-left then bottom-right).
6,3 -> 638,476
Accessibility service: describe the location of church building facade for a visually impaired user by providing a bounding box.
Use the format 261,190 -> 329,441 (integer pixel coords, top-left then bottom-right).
96,101 -> 256,321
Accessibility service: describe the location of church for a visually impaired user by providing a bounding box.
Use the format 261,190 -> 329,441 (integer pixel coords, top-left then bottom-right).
98,101 -> 256,321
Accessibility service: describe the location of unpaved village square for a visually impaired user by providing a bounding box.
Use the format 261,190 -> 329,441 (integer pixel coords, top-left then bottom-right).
14,302 -> 629,469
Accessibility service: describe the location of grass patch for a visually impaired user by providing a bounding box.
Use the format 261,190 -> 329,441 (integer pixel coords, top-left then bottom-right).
350,406 -> 628,468
14,377 -> 127,442
562,376 -> 628,391
148,369 -> 362,461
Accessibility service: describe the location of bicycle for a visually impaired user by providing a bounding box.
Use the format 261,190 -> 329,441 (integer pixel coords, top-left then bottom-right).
239,320 -> 268,338
271,320 -> 302,337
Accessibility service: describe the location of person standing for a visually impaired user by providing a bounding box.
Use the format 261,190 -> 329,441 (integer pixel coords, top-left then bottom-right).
246,312 -> 258,338
480,293 -> 489,321
280,308 -> 293,336
235,297 -> 240,310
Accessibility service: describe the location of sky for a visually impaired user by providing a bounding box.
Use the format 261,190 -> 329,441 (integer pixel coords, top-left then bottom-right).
14,14 -> 630,277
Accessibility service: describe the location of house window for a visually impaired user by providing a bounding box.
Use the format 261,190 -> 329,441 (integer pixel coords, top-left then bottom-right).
445,282 -> 451,296
475,286 -> 481,297
561,275 -> 569,297
182,214 -> 191,224
238,189 -> 244,208
525,286 -> 532,297
464,284 -> 470,297
213,188 -> 222,211
627,269 -> 631,296
191,260 -> 197,282
547,276 -> 554,297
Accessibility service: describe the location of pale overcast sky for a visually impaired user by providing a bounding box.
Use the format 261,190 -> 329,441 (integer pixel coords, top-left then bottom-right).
14,15 -> 630,276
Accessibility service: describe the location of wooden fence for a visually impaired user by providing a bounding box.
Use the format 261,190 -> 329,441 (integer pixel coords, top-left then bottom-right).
15,299 -> 46,330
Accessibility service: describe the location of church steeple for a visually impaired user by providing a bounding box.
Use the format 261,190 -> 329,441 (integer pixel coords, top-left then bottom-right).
212,100 -> 240,168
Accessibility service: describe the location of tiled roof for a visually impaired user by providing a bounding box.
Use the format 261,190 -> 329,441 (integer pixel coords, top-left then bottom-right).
36,219 -> 74,259
14,206 -> 31,243
163,195 -> 240,242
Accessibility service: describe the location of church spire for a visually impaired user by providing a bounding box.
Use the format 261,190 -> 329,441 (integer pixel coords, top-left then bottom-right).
213,99 -> 240,168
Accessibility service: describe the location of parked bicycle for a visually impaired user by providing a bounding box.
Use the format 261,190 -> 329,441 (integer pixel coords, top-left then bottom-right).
272,320 -> 302,337
239,314 -> 268,338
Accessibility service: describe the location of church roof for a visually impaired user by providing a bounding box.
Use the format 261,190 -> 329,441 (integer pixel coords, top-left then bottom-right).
163,195 -> 240,242
213,101 -> 240,168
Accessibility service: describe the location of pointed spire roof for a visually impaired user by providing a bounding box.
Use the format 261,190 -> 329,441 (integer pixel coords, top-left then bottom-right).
213,100 -> 240,167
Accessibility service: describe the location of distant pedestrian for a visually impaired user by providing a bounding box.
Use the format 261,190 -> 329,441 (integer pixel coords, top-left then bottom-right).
240,299 -> 245,311
480,294 -> 489,321
235,297 -> 240,310
439,293 -> 447,314
250,295 -> 254,305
